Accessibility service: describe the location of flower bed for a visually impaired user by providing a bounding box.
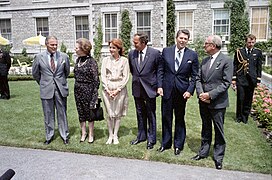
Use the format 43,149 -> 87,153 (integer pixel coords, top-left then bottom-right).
252,84 -> 272,141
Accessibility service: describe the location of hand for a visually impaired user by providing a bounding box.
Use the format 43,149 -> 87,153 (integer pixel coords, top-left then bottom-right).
231,81 -> 236,90
183,91 -> 191,100
157,88 -> 163,96
199,92 -> 210,103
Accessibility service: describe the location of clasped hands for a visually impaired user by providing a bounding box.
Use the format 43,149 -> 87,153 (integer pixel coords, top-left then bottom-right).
106,89 -> 119,99
199,92 -> 211,103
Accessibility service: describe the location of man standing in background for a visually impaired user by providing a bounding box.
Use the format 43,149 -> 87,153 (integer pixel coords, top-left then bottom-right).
0,48 -> 11,100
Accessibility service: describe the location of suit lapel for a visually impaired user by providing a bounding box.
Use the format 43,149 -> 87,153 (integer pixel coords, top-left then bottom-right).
133,50 -> 141,72
140,47 -> 150,72
55,52 -> 62,72
206,52 -> 223,80
177,47 -> 188,72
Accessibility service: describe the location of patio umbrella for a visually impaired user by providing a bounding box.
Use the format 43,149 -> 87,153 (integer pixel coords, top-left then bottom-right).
22,32 -> 46,46
0,35 -> 10,45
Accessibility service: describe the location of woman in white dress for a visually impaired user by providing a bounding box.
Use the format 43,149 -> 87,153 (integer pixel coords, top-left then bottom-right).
101,38 -> 129,144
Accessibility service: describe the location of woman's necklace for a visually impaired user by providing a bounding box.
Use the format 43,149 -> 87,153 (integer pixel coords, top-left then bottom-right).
77,59 -> 88,67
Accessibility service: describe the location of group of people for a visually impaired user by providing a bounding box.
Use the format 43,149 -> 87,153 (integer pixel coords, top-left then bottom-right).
31,30 -> 262,170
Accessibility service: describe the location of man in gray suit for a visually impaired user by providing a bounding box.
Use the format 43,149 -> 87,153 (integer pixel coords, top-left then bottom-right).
191,35 -> 233,170
32,36 -> 70,145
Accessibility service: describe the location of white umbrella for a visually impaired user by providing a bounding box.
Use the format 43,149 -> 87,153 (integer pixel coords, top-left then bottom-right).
0,35 -> 10,45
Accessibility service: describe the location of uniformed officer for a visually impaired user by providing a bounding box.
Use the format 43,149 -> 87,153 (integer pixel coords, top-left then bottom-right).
0,48 -> 11,100
232,34 -> 263,123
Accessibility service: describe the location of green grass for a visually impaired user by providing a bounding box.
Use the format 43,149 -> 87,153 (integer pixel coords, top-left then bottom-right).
0,79 -> 271,174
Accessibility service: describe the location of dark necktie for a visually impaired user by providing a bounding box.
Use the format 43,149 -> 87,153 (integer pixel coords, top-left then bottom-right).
247,49 -> 251,55
50,53 -> 55,72
139,51 -> 143,68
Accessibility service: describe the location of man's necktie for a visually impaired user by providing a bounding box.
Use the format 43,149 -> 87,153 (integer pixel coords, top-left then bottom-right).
205,56 -> 212,76
175,51 -> 181,71
247,49 -> 251,55
50,53 -> 55,72
139,51 -> 143,68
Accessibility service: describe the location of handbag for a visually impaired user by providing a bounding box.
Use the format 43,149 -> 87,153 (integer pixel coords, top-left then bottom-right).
90,98 -> 104,121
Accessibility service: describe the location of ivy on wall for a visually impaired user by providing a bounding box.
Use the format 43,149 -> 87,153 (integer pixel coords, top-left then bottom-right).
93,18 -> 103,62
119,9 -> 132,56
224,0 -> 249,55
167,0 -> 176,46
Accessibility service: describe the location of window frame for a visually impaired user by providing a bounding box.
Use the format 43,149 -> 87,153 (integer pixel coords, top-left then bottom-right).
35,17 -> 49,37
212,9 -> 230,42
0,19 -> 12,42
103,13 -> 118,44
74,15 -> 90,40
135,11 -> 152,44
250,7 -> 269,41
177,10 -> 194,42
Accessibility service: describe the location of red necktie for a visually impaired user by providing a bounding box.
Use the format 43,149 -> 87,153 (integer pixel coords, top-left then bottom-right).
50,53 -> 55,72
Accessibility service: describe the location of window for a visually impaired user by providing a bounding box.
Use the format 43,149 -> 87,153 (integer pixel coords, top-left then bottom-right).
0,19 -> 12,41
104,13 -> 117,43
178,11 -> 193,40
213,9 -> 230,41
251,7 -> 268,40
137,12 -> 151,40
36,17 -> 49,37
0,0 -> 10,5
75,16 -> 89,40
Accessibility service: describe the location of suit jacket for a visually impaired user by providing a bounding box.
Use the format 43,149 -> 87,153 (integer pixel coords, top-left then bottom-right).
233,47 -> 263,87
32,51 -> 70,99
128,47 -> 163,98
161,45 -> 199,99
196,52 -> 233,109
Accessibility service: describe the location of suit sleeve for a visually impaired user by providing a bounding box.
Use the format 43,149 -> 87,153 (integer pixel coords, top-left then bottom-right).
187,52 -> 199,95
232,49 -> 239,81
156,50 -> 164,88
256,50 -> 263,83
195,61 -> 204,97
64,53 -> 70,78
32,54 -> 41,84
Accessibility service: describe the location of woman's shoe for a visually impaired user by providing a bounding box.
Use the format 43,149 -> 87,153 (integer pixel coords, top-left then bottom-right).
113,136 -> 119,144
88,136 -> 94,144
106,136 -> 113,144
80,134 -> 88,143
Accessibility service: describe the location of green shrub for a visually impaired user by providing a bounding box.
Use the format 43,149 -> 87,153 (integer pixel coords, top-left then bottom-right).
12,55 -> 33,66
263,66 -> 272,75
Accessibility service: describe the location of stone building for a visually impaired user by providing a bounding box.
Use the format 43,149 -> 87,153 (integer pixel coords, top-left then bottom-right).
0,0 -> 270,64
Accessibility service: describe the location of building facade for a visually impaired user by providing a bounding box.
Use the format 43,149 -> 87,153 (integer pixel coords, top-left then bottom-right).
0,0 -> 270,64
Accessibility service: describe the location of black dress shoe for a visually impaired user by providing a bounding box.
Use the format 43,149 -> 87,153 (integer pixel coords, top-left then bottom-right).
147,142 -> 155,150
191,155 -> 205,161
157,146 -> 170,152
44,139 -> 52,145
63,139 -> 69,145
174,148 -> 181,155
130,139 -> 144,145
215,161 -> 222,170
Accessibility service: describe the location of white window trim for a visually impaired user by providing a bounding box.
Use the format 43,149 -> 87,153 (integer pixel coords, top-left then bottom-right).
74,15 -> 90,41
0,0 -> 10,5
212,9 -> 230,43
176,11 -> 195,42
32,12 -> 49,18
103,12 -> 119,45
135,11 -> 153,45
32,0 -> 48,3
250,7 -> 269,41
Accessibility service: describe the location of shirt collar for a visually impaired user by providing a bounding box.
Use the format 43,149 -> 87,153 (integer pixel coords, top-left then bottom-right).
211,51 -> 220,60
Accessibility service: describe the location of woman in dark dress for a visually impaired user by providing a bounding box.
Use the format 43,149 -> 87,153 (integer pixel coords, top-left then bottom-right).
74,38 -> 100,143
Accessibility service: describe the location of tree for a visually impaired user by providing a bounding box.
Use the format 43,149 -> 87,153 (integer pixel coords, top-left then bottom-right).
93,18 -> 103,62
224,0 -> 249,54
60,42 -> 67,53
120,9 -> 132,56
166,0 -> 176,46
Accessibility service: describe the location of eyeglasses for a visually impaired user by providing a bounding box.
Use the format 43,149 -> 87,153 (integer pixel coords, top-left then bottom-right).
204,42 -> 213,46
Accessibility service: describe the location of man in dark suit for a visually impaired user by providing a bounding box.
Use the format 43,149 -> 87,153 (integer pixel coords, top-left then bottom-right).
128,33 -> 163,150
157,29 -> 199,155
232,34 -> 263,124
192,35 -> 233,170
32,35 -> 70,145
0,48 -> 11,100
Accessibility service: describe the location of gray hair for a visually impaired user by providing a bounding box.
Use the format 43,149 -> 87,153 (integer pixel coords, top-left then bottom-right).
45,35 -> 58,44
210,35 -> 222,50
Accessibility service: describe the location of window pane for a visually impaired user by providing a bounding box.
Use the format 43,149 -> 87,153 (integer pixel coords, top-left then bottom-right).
0,19 -> 12,41
213,9 -> 230,40
251,7 -> 268,39
75,16 -> 89,39
36,17 -> 48,36
137,12 -> 151,40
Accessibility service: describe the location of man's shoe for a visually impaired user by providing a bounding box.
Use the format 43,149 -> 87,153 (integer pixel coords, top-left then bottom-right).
174,148 -> 181,155
157,146 -> 170,152
63,139 -> 69,145
147,142 -> 155,150
191,155 -> 205,161
44,139 -> 52,145
215,161 -> 222,170
130,139 -> 144,145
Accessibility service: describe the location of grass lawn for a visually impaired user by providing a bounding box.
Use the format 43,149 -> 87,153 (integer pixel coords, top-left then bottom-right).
0,78 -> 271,174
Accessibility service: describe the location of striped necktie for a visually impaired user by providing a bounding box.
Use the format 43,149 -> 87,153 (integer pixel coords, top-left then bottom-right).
50,53 -> 56,72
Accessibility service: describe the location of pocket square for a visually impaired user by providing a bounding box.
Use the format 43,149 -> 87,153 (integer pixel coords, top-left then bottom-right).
187,60 -> 192,63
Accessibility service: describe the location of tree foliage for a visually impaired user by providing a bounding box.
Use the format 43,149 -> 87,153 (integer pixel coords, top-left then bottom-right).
166,0 -> 176,46
224,0 -> 249,54
120,9 -> 132,56
93,18 -> 103,62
